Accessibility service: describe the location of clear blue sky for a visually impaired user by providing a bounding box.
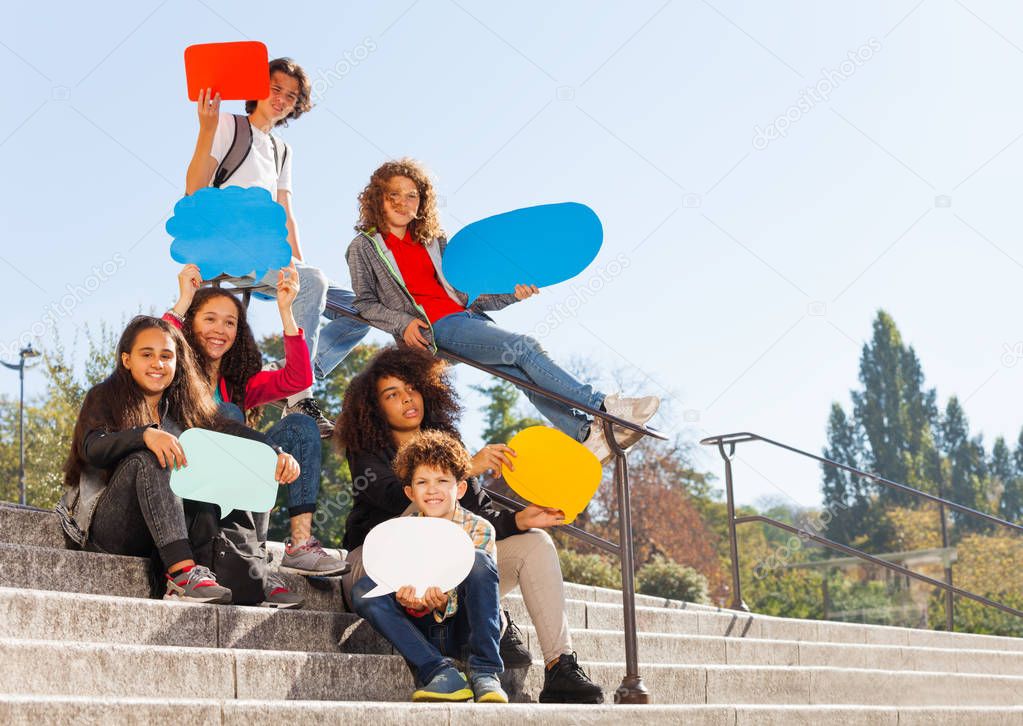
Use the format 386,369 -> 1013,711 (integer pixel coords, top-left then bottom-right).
3,1 -> 1023,508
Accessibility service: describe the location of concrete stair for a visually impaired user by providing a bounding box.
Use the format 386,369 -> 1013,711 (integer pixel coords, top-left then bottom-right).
1,502 -> 1022,723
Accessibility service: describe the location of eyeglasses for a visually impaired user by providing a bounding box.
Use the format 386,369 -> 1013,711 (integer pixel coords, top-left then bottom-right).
385,191 -> 420,204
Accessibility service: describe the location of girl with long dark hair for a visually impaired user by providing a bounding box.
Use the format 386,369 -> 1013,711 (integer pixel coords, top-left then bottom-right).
58,316 -> 299,603
165,263 -> 347,600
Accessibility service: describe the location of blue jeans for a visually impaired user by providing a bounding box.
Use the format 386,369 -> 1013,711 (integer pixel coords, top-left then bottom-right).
259,263 -> 369,380
218,403 -> 321,517
351,549 -> 503,685
432,311 -> 605,441
316,287 -> 370,379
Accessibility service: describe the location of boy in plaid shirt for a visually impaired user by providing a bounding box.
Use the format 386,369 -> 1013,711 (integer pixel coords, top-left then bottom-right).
351,430 -> 506,703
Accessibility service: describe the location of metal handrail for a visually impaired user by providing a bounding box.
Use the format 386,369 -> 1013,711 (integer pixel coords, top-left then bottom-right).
700,431 -> 1023,630
321,298 -> 659,703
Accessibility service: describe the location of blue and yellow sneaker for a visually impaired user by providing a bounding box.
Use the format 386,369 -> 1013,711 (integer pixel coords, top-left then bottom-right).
411,667 -> 474,702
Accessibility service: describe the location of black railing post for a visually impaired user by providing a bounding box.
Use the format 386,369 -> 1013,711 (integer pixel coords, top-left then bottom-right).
716,441 -> 748,612
605,420 -> 649,705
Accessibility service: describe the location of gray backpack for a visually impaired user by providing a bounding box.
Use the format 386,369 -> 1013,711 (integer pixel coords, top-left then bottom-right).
212,114 -> 288,188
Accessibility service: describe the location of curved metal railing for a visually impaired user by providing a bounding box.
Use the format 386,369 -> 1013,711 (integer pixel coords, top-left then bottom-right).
700,431 -> 1023,629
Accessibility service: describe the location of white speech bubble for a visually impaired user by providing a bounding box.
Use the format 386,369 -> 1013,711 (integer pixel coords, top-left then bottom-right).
361,516 -> 476,599
170,428 -> 279,514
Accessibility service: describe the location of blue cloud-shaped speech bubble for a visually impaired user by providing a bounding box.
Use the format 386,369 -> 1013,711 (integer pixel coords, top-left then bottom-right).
441,202 -> 603,305
166,186 -> 291,279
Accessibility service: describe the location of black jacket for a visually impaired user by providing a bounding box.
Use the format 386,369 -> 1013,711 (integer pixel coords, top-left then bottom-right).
343,446 -> 523,551
81,418 -> 274,475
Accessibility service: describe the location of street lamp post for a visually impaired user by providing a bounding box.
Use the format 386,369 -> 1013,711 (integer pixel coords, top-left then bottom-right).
1,345 -> 41,506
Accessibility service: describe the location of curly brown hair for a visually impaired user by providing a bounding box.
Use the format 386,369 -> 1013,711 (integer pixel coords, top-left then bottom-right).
355,158 -> 444,245
335,346 -> 462,456
64,316 -> 219,487
182,288 -> 264,426
393,430 -> 472,487
245,57 -> 313,127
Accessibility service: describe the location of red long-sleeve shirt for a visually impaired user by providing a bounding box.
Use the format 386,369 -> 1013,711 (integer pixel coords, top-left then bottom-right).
162,313 -> 312,410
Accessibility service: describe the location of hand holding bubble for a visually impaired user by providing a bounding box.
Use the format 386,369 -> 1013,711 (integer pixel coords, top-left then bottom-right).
170,429 -> 280,514
442,202 -> 603,305
361,517 -> 476,599
501,426 -> 602,524
166,187 -> 291,280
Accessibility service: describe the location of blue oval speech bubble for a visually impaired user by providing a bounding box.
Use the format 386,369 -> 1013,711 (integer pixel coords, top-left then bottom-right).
166,186 -> 291,280
442,202 -> 603,305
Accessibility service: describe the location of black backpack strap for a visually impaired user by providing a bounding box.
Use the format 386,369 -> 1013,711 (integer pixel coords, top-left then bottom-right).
212,114 -> 253,188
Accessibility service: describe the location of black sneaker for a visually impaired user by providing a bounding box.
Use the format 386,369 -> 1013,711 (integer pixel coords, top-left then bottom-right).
284,397 -> 334,438
538,651 -> 604,704
499,609 -> 533,669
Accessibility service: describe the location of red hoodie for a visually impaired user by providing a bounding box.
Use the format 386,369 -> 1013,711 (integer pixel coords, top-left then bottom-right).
163,313 -> 313,410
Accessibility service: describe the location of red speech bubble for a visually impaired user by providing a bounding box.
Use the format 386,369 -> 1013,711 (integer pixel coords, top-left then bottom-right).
184,41 -> 269,101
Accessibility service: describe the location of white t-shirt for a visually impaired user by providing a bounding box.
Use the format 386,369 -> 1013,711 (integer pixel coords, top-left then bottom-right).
209,112 -> 293,196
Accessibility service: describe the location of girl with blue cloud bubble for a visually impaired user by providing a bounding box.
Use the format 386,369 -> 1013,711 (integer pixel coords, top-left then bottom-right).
165,263 -> 348,607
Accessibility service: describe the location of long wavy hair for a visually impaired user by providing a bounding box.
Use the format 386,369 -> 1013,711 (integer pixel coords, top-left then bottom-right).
335,346 -> 462,457
64,316 -> 219,487
181,287 -> 264,426
355,158 -> 444,245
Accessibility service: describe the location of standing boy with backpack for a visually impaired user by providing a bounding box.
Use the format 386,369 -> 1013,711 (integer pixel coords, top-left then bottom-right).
184,56 -> 367,435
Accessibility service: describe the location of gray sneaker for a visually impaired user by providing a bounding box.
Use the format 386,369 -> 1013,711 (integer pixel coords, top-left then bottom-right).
604,393 -> 660,450
471,673 -> 509,703
163,564 -> 232,604
279,536 -> 349,577
261,572 -> 304,609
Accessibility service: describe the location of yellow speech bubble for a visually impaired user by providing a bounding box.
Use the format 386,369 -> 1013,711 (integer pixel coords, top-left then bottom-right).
502,426 -> 602,524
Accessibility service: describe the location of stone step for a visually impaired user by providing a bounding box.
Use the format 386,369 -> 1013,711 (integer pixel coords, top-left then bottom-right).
0,503 -> 697,610
527,596 -> 1023,653
6,539 -> 1023,657
6,587 -> 1023,678
0,542 -> 344,612
0,587 -> 390,655
0,505 -> 61,549
3,698 -> 1023,726
3,637 -> 1023,707
525,625 -> 1023,675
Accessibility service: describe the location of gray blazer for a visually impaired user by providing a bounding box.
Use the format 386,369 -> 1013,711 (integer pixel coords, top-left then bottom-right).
345,229 -> 518,351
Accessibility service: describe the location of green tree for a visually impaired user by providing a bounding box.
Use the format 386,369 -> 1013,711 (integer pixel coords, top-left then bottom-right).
821,403 -> 887,547
1001,430 -> 1023,522
851,311 -> 939,504
938,397 -> 989,535
821,310 -> 996,550
0,326 -> 118,508
470,379 -> 543,445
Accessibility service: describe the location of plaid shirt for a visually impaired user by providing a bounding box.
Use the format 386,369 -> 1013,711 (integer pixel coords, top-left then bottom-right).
414,504 -> 496,622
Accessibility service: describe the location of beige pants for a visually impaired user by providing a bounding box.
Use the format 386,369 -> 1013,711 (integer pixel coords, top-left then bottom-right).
342,528 -> 573,664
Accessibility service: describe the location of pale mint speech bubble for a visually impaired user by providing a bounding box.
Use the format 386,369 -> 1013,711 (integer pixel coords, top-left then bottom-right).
361,516 -> 476,599
170,428 -> 279,514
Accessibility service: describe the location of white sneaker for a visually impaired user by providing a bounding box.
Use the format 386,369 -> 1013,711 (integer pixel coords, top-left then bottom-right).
583,423 -> 612,465
603,393 -> 660,450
